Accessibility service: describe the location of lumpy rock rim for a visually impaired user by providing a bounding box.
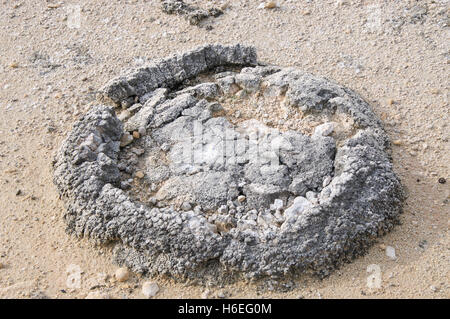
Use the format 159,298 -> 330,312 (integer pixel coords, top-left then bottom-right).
53,44 -> 404,282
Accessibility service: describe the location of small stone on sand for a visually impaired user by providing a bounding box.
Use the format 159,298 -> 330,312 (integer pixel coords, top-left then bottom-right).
142,281 -> 159,298
181,202 -> 192,211
115,267 -> 129,282
265,2 -> 277,9
135,171 -> 145,179
217,290 -> 226,298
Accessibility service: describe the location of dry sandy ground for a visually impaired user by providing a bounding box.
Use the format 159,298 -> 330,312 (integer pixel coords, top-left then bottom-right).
0,0 -> 448,299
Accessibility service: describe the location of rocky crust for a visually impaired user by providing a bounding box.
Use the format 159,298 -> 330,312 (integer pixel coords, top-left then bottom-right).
53,44 -> 404,283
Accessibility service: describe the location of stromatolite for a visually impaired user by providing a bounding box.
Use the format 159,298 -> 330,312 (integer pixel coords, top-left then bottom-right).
53,44 -> 403,282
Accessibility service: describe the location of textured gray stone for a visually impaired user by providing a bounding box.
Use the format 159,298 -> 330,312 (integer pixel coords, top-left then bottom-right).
53,44 -> 404,283
100,44 -> 257,105
161,0 -> 223,26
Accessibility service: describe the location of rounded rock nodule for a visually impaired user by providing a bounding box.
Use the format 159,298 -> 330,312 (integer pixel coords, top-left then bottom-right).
52,44 -> 404,283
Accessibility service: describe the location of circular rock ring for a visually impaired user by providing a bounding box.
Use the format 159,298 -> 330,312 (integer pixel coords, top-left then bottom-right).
53,44 -> 403,282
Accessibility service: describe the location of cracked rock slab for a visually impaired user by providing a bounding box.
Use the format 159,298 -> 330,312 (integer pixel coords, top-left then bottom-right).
53,44 -> 404,283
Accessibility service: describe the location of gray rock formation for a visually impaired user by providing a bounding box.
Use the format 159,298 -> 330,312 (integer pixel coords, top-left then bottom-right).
161,0 -> 223,26
53,44 -> 404,283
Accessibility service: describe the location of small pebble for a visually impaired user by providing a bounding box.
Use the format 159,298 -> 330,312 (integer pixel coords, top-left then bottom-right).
265,2 -> 277,9
208,102 -> 223,113
115,267 -> 129,282
217,291 -> 225,298
335,0 -> 348,6
438,178 -> 446,184
161,143 -> 170,152
237,195 -> 246,202
132,131 -> 140,139
138,126 -> 146,136
142,281 -> 159,298
135,171 -> 145,179
430,89 -> 440,95
121,99 -> 133,108
218,205 -> 228,214
120,132 -> 133,147
385,246 -> 396,260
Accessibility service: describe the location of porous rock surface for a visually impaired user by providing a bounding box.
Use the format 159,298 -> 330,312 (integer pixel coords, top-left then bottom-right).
161,0 -> 223,26
53,44 -> 404,282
